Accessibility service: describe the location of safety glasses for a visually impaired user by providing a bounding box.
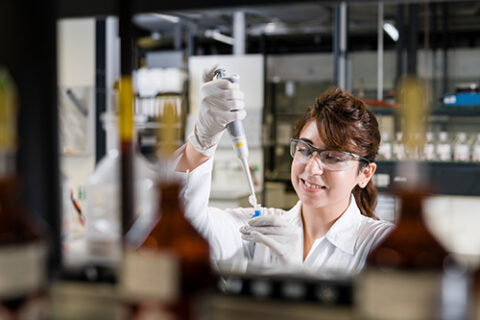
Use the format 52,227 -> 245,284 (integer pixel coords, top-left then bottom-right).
290,138 -> 370,171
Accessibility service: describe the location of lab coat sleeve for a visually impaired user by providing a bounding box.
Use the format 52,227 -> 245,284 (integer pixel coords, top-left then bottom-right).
173,150 -> 252,262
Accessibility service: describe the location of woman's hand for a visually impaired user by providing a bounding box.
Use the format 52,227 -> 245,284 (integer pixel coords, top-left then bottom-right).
240,214 -> 300,264
188,65 -> 246,157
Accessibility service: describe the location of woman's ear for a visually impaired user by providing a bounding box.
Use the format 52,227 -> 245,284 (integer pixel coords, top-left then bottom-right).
358,162 -> 377,188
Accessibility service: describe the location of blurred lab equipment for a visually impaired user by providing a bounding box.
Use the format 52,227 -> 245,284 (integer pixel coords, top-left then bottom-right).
378,132 -> 392,160
85,112 -> 157,266
453,132 -> 471,162
443,83 -> 480,107
393,132 -> 406,160
121,101 -> 212,320
423,132 -> 436,161
473,133 -> 480,162
357,76 -> 467,320
437,131 -> 453,161
0,67 -> 48,318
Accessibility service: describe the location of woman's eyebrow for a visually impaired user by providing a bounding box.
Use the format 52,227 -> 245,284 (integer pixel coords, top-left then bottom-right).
299,138 -> 314,145
299,138 -> 325,149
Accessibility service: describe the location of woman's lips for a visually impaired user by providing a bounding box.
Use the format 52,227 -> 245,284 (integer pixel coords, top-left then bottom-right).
301,178 -> 326,191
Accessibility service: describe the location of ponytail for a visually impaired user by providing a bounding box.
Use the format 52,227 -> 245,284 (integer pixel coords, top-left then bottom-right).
353,180 -> 378,220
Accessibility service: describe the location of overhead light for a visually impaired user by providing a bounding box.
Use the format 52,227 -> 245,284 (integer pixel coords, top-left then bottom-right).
383,22 -> 399,42
205,30 -> 234,45
152,13 -> 180,23
264,22 -> 277,34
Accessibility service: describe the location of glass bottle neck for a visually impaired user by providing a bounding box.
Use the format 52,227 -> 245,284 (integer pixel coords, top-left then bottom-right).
0,150 -> 15,177
395,189 -> 432,225
159,182 -> 181,213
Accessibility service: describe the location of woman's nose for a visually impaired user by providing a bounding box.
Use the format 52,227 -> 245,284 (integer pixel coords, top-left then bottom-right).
305,153 -> 324,174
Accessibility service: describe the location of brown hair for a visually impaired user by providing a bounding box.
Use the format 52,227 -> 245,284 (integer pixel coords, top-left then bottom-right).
293,87 -> 380,219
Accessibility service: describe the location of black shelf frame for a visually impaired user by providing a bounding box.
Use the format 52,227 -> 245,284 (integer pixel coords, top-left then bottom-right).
376,161 -> 480,196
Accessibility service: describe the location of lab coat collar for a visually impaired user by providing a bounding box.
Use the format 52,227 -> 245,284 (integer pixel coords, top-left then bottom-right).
323,195 -> 362,255
292,195 -> 362,256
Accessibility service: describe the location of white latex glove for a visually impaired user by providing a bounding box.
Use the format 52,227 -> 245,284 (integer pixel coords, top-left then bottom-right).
188,65 -> 246,157
240,213 -> 300,265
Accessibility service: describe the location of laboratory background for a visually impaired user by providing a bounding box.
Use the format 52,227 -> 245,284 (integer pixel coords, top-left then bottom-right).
1,0 -> 480,319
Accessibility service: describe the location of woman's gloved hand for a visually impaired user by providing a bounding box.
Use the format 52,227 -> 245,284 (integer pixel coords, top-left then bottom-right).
188,65 -> 246,157
240,213 -> 300,265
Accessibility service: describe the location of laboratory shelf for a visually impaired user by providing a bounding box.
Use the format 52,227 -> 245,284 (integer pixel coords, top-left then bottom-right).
375,161 -> 480,196
369,106 -> 480,116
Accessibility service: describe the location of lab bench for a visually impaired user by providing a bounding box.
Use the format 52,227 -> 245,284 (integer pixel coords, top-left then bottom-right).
49,274 -> 354,320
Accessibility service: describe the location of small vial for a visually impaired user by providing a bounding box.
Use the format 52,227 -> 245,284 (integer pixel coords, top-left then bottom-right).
472,133 -> 480,162
250,206 -> 270,266
436,132 -> 452,161
393,132 -> 406,160
423,132 -> 436,161
453,132 -> 470,162
378,132 -> 392,160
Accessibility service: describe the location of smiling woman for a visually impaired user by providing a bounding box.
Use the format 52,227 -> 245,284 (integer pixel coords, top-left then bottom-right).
289,87 -> 387,262
291,87 -> 381,220
174,70 -> 394,276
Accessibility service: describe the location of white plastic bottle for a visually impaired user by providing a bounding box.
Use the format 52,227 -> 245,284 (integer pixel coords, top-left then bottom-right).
423,132 -> 436,161
393,132 -> 406,160
436,132 -> 452,161
453,132 -> 470,162
472,133 -> 480,162
378,132 -> 392,160
85,112 -> 157,265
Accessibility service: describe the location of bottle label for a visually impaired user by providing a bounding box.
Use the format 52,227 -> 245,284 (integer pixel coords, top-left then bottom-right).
356,267 -> 442,320
0,243 -> 47,299
120,248 -> 179,303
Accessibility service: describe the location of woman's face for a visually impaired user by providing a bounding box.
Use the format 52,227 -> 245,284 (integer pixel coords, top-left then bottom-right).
291,120 -> 373,210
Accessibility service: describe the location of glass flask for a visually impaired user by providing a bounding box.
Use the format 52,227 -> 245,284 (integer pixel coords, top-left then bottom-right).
85,112 -> 157,266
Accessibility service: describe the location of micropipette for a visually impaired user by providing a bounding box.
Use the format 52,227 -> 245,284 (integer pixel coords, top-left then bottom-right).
213,68 -> 257,207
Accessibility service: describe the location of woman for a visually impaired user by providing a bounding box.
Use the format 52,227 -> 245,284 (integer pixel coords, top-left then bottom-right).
174,66 -> 394,275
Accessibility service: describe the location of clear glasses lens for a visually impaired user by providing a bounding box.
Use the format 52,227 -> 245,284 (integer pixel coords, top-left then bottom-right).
290,140 -> 354,171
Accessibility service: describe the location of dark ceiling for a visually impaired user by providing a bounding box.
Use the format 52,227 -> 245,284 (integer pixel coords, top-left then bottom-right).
131,1 -> 480,54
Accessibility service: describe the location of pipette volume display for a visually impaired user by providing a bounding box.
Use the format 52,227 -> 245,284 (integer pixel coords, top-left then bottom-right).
213,68 -> 257,208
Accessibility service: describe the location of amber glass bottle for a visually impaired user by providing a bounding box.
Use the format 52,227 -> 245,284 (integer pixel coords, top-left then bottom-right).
356,77 -> 457,320
356,185 -> 450,319
471,268 -> 480,319
147,182 -> 210,318
0,68 -> 48,318
120,96 -> 212,320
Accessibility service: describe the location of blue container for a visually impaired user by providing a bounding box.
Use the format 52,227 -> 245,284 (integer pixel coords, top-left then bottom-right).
443,93 -> 480,107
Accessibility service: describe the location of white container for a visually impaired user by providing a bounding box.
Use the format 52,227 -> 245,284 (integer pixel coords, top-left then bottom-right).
436,132 -> 452,161
393,132 -> 405,160
378,132 -> 392,160
453,132 -> 470,162
423,132 -> 436,161
472,133 -> 480,162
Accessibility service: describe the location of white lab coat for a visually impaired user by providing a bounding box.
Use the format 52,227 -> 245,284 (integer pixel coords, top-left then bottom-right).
175,146 -> 394,276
